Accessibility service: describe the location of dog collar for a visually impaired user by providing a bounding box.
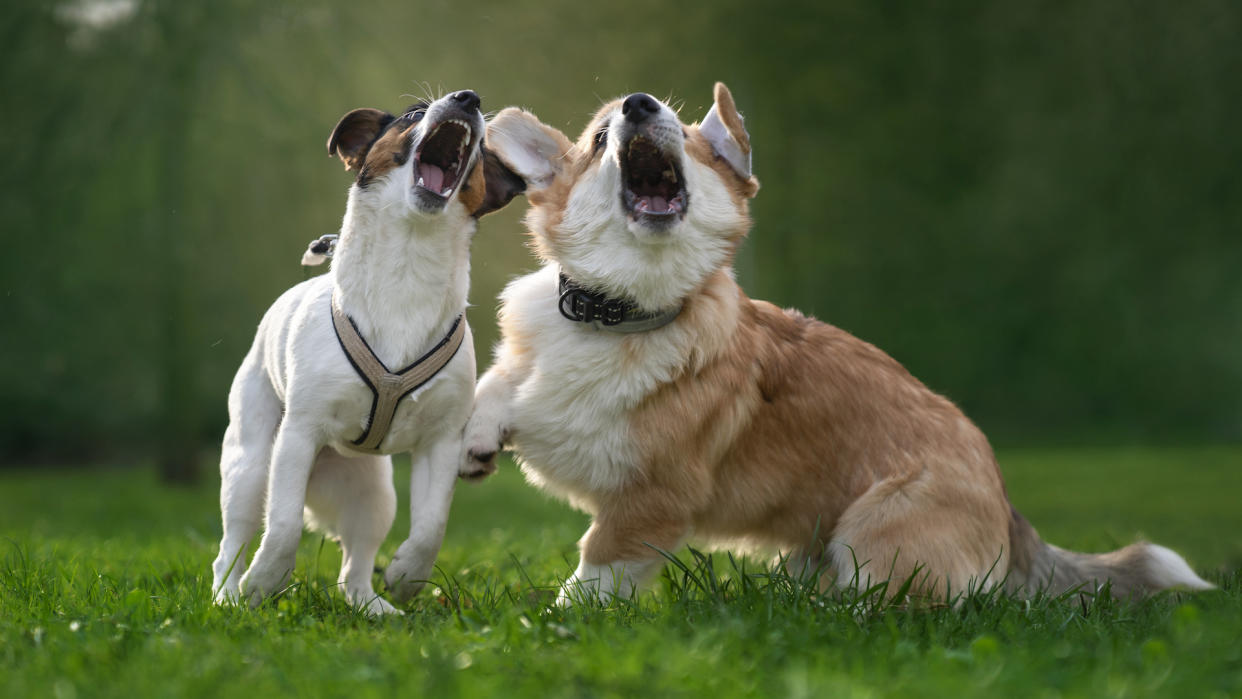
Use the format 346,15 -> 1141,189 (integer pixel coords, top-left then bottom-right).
557,272 -> 681,333
330,293 -> 465,454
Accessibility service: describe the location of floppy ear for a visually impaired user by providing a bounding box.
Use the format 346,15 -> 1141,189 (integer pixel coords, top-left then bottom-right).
699,82 -> 753,179
471,145 -> 528,217
484,107 -> 573,191
327,108 -> 394,171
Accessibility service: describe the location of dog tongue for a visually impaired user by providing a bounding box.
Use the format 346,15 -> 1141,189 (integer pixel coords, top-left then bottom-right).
649,195 -> 669,212
418,162 -> 446,193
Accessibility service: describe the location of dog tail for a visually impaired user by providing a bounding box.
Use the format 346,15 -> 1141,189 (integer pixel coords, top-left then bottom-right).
1004,507 -> 1214,598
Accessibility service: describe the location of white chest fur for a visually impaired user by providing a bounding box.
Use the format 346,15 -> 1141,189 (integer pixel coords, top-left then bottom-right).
503,267 -> 694,504
259,275 -> 474,459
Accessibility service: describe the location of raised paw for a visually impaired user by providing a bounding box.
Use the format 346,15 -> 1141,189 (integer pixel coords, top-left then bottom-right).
460,448 -> 497,481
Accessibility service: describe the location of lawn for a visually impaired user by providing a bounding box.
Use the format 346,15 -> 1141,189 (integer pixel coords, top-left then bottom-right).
1,446 -> 1240,697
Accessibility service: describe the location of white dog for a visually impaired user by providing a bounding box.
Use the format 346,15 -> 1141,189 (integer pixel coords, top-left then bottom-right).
211,90 -> 522,614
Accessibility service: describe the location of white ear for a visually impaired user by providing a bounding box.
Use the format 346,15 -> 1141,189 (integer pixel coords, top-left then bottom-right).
700,82 -> 752,178
485,108 -> 572,191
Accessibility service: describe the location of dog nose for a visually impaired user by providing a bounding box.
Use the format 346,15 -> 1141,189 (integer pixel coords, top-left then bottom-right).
450,90 -> 481,112
622,93 -> 660,123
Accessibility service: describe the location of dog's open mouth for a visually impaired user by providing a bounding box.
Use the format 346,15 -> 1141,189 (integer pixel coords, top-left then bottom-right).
621,135 -> 687,222
414,119 -> 473,200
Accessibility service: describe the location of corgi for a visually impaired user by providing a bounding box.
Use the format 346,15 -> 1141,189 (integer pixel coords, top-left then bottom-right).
464,83 -> 1213,604
211,90 -> 522,614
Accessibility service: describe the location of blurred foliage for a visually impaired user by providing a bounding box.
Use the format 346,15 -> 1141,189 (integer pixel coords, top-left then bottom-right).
1,0 -> 1240,469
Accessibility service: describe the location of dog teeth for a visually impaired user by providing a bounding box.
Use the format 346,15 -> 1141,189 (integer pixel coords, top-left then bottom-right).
418,176 -> 425,187
445,119 -> 472,141
664,168 -> 677,183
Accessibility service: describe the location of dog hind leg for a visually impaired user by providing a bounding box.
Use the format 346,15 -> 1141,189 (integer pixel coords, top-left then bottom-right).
304,449 -> 399,615
824,469 -> 1010,601
212,356 -> 281,604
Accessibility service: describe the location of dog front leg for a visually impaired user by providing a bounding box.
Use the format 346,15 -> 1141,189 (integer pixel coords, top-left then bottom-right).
385,436 -> 460,602
461,367 -> 516,479
238,421 -> 320,608
558,503 -> 689,606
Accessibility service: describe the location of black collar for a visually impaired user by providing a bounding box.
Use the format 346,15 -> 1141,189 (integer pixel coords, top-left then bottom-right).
557,272 -> 682,333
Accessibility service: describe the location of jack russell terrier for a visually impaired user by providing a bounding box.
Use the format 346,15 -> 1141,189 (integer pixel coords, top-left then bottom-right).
211,89 -> 522,614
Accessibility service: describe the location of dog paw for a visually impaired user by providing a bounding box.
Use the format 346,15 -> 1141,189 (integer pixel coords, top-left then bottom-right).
213,586 -> 242,607
461,417 -> 503,480
385,548 -> 435,603
360,596 -> 403,616
344,587 -> 404,616
238,563 -> 290,608
384,569 -> 428,604
459,448 -> 497,481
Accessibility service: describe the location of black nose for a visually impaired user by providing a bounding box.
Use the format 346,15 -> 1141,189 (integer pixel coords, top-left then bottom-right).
450,90 -> 481,112
622,93 -> 660,123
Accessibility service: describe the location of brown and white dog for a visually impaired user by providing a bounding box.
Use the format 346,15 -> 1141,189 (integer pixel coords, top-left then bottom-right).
211,90 -> 520,615
464,83 -> 1213,604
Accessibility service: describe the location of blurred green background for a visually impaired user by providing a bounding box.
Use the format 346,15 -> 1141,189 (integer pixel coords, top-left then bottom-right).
3,0 -> 1240,480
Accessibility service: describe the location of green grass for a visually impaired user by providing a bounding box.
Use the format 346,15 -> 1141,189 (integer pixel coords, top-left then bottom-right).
2,446 -> 1240,697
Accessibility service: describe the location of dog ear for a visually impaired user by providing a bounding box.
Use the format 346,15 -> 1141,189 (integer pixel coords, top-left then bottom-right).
471,145 -> 528,217
484,108 -> 573,191
700,82 -> 753,180
327,108 -> 395,171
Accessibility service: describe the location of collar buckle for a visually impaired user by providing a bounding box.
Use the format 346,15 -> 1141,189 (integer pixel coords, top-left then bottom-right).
557,271 -> 680,333
558,286 -> 625,326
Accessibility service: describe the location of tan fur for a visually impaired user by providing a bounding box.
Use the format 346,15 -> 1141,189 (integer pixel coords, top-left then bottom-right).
356,124 -> 415,185
457,156 -> 489,216
684,129 -> 760,203
588,270 -> 1012,595
505,91 -> 1012,597
517,108 -> 591,258
711,82 -> 752,156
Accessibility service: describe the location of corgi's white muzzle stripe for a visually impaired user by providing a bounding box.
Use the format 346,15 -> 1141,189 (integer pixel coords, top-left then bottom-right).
330,293 -> 466,453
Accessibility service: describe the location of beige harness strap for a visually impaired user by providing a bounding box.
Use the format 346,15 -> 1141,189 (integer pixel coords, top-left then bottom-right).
330,294 -> 466,454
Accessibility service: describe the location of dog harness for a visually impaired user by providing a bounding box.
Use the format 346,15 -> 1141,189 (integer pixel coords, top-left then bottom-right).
557,273 -> 682,333
330,294 -> 465,454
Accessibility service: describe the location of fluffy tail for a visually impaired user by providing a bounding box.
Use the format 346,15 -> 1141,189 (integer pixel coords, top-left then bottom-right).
1005,507 -> 1214,598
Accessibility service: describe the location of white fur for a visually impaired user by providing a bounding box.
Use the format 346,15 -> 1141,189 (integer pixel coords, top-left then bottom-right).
212,96 -> 482,615
556,105 -> 746,312
466,94 -> 750,602
1145,544 -> 1215,591
557,557 -> 663,606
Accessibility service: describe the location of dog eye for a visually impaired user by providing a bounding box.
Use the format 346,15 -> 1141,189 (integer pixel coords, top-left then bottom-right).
406,109 -> 426,122
592,127 -> 607,153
